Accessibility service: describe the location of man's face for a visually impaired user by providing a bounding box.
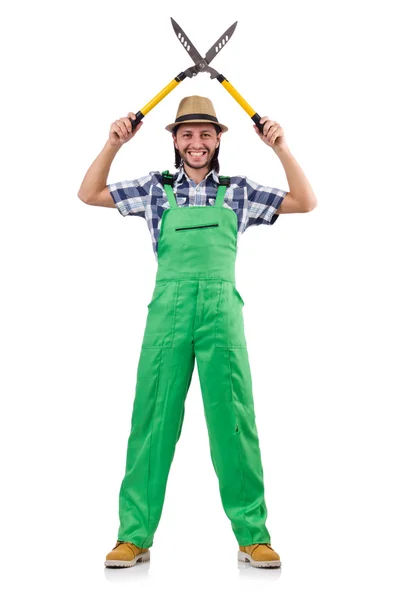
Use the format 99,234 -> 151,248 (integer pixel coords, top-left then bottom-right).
173,123 -> 221,170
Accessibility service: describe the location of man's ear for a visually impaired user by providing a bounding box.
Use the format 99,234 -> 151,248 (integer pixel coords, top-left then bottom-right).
216,132 -> 222,148
172,134 -> 179,150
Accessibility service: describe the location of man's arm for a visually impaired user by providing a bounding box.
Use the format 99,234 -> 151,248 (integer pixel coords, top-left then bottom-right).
274,146 -> 318,214
274,192 -> 300,214
253,116 -> 318,214
77,112 -> 143,207
78,141 -> 120,207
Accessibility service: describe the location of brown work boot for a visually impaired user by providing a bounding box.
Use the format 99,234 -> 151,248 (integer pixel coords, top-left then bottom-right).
238,543 -> 281,568
104,540 -> 150,568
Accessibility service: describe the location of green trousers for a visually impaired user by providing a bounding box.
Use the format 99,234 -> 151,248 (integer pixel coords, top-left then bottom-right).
117,174 -> 271,548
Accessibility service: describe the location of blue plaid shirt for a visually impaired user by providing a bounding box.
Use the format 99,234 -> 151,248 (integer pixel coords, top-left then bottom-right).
108,166 -> 288,261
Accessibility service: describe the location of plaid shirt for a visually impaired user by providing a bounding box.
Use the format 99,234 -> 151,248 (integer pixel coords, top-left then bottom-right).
108,166 -> 288,261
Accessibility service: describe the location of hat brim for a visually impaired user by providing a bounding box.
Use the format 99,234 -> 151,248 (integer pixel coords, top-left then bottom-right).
166,119 -> 228,133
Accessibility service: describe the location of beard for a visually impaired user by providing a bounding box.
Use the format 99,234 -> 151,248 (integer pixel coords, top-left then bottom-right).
180,148 -> 215,170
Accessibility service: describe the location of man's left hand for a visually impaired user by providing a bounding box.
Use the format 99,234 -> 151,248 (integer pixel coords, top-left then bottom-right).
254,116 -> 288,152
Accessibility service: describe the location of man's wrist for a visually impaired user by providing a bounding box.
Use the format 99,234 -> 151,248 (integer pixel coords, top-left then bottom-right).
104,140 -> 121,154
272,143 -> 291,157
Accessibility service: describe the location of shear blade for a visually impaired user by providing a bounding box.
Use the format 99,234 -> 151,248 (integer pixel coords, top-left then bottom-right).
170,18 -> 203,65
204,21 -> 238,65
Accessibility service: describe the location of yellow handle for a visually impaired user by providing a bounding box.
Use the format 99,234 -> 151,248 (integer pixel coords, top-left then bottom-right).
140,78 -> 181,116
220,79 -> 256,118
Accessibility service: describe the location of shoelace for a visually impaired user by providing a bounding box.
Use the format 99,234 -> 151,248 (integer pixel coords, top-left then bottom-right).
114,541 -> 136,549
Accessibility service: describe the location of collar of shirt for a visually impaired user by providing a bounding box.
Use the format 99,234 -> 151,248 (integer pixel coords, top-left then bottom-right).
174,165 -> 220,186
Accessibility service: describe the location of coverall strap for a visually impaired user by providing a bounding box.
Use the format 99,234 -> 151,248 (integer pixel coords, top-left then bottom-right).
215,175 -> 230,207
161,170 -> 178,209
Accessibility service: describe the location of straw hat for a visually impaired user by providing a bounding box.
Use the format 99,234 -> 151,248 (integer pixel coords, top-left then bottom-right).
165,95 -> 228,133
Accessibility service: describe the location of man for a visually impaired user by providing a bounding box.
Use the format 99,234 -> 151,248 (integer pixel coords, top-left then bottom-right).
78,96 -> 317,569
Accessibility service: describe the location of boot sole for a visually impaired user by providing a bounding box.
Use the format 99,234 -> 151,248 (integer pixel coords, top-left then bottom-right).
104,550 -> 150,568
238,550 -> 281,568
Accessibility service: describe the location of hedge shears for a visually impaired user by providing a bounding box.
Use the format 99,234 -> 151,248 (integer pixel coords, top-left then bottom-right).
128,18 -> 266,133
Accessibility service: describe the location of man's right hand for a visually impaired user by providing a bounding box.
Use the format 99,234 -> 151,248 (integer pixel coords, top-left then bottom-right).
108,112 -> 143,148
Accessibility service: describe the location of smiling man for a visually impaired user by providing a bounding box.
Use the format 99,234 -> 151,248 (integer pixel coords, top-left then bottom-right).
78,95 -> 317,570
172,120 -> 221,177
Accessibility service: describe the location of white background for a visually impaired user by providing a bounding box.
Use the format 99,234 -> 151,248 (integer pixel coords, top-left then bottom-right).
1,0 -> 396,598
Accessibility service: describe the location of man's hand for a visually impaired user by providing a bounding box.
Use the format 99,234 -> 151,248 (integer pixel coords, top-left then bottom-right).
254,116 -> 288,152
108,112 -> 143,148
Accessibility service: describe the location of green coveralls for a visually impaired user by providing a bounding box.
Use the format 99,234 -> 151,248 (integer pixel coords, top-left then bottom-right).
117,172 -> 271,548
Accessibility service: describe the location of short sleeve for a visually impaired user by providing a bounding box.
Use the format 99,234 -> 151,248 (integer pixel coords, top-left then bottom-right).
245,176 -> 288,227
107,173 -> 154,218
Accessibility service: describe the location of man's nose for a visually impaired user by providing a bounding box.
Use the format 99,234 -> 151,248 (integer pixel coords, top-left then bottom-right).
189,135 -> 204,147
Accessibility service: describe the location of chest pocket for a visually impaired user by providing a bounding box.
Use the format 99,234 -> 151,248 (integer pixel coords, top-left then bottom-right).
175,223 -> 219,231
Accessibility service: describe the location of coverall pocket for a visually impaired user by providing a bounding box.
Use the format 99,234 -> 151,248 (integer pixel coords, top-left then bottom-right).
175,223 -> 219,231
146,282 -> 169,309
142,281 -> 177,348
215,282 -> 247,349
